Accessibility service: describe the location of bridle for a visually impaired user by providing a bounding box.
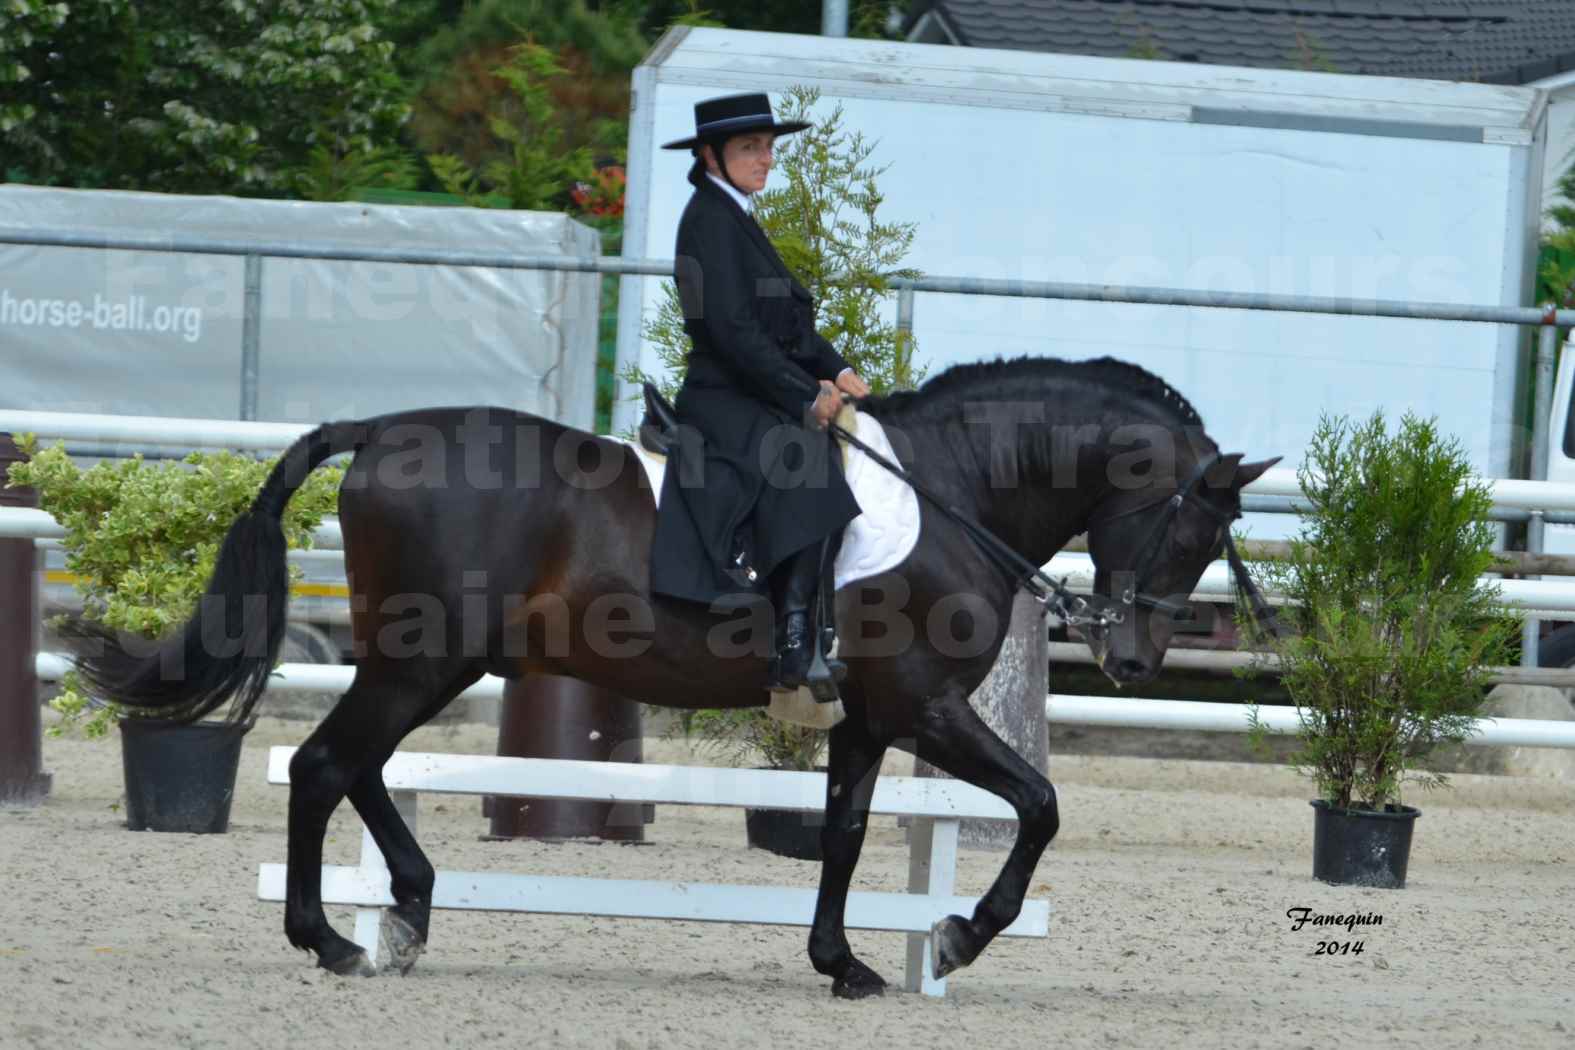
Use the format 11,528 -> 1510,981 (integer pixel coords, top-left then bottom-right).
1085,452 -> 1232,623
1081,451 -> 1281,637
828,419 -> 1281,637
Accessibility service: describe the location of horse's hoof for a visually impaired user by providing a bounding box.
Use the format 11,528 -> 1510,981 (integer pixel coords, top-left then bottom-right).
380,911 -> 426,976
831,959 -> 886,1000
321,948 -> 377,978
931,915 -> 974,979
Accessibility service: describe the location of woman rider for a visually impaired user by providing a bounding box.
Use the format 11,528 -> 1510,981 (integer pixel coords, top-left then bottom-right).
648,93 -> 870,697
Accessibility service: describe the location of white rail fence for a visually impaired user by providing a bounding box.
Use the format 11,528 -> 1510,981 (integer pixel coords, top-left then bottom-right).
11,407 -> 1575,752
30,654 -> 1575,750
12,503 -> 1575,616
256,746 -> 1050,997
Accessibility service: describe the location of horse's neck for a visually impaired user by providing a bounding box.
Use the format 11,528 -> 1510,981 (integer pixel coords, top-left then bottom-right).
979,463 -> 1104,569
893,413 -> 1108,568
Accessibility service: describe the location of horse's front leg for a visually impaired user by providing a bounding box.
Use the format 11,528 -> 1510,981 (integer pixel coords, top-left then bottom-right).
911,692 -> 1059,979
807,717 -> 888,999
346,761 -> 434,976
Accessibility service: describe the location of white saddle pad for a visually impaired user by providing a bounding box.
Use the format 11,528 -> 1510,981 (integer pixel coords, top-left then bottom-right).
624,407 -> 921,591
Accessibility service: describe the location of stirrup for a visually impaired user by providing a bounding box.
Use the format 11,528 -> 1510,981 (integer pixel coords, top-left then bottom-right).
802,620 -> 848,704
766,616 -> 845,702
804,645 -> 847,703
766,654 -> 844,703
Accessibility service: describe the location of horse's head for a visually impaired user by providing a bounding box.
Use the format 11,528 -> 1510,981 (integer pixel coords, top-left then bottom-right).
1081,451 -> 1279,685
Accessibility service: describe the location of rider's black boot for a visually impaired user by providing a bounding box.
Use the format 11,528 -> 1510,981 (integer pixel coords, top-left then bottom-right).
766,539 -> 845,700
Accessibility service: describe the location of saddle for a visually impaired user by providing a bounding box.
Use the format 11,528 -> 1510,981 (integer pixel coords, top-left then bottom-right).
640,383 -> 844,696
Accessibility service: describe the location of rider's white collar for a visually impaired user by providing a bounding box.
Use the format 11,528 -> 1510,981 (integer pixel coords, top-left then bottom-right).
705,172 -> 753,213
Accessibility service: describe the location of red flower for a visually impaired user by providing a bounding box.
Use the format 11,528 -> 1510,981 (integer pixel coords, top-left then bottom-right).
573,165 -> 625,218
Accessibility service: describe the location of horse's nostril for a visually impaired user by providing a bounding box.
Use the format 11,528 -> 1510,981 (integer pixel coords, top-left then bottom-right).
1118,659 -> 1147,679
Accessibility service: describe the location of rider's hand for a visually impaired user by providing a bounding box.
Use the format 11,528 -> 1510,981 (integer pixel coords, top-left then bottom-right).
835,369 -> 871,399
809,380 -> 840,430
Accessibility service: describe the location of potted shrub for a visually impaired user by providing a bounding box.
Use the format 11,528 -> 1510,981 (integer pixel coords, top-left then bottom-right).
1241,411 -> 1516,887
678,708 -> 828,861
7,438 -> 340,833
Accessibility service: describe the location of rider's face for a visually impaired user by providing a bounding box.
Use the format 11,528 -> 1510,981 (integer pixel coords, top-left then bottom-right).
707,132 -> 775,194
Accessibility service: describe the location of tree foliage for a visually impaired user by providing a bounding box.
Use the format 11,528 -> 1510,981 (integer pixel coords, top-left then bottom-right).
0,0 -> 69,138
408,0 -> 649,80
755,87 -> 922,392
404,0 -> 642,171
1240,413 -> 1515,809
640,0 -> 904,39
0,0 -> 410,194
291,144 -> 422,203
425,42 -> 594,211
1539,162 -> 1575,314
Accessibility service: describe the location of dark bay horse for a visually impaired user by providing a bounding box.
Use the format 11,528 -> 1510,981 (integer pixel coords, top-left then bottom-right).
68,355 -> 1276,999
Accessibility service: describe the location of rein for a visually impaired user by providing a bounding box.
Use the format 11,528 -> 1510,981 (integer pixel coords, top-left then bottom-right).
828,415 -> 1282,637
826,417 -> 1119,629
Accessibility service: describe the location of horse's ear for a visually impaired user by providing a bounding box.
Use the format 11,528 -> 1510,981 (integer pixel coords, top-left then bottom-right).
1231,456 -> 1281,490
1205,452 -> 1243,488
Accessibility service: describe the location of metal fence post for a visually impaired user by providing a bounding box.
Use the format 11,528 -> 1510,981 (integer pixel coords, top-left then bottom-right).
0,434 -> 52,806
240,254 -> 262,421
896,284 -> 914,339
1523,321 -> 1559,668
822,0 -> 848,36
896,284 -> 915,387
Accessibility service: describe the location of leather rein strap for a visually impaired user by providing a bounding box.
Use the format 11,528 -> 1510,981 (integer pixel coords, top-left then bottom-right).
828,417 -> 1281,637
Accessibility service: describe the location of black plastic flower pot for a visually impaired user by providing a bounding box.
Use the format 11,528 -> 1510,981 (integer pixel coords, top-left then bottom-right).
118,718 -> 250,834
1310,799 -> 1420,889
743,804 -> 824,861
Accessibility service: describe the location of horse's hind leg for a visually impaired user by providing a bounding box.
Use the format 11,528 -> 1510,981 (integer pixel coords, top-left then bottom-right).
909,692 -> 1059,979
808,717 -> 888,999
284,671 -> 476,975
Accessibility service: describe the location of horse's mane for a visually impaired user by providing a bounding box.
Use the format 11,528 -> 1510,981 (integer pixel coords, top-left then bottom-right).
864,355 -> 1203,429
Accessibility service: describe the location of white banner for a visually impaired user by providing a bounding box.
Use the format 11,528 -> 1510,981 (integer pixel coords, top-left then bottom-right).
0,185 -> 600,430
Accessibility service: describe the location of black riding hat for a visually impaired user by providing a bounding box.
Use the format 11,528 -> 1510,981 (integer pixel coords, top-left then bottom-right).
660,93 -> 810,151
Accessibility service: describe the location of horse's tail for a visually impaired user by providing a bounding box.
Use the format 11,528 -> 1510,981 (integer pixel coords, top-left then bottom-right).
62,421 -> 368,726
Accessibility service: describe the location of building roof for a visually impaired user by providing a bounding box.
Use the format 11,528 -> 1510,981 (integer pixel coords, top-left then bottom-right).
905,1 -> 1575,85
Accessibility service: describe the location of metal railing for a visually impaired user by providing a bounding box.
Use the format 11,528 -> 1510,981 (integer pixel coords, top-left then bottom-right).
5,231 -> 1571,678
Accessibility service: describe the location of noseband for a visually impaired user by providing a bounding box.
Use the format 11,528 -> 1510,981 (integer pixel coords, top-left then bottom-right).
1086,453 -> 1231,620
